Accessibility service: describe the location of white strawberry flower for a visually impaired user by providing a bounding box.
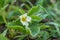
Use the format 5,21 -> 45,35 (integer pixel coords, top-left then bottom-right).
19,13 -> 31,27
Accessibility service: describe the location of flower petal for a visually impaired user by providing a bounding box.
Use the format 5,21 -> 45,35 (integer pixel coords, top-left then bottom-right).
19,13 -> 27,19
22,22 -> 28,26
27,16 -> 31,22
23,13 -> 27,17
19,13 -> 31,26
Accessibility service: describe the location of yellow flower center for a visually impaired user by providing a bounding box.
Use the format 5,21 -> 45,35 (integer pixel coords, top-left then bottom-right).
22,16 -> 27,22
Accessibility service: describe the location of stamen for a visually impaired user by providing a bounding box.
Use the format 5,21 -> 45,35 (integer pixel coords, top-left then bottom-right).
22,16 -> 27,22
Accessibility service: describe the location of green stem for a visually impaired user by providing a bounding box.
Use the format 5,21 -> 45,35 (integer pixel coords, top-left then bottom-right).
27,1 -> 33,7
40,5 -> 49,15
25,4 -> 30,9
0,5 -> 8,24
2,12 -> 7,24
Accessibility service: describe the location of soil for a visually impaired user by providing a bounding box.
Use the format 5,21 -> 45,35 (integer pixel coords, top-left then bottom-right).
0,23 -> 6,33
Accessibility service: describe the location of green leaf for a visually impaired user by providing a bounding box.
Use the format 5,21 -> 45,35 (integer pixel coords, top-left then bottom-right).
42,32 -> 49,40
6,19 -> 25,32
40,14 -> 48,19
50,30 -> 59,37
0,0 -> 9,10
48,22 -> 60,36
7,18 -> 22,26
39,31 -> 49,40
7,11 -> 20,19
6,19 -> 26,34
17,35 -> 27,40
40,24 -> 50,29
7,26 -> 26,34
0,0 -> 4,9
10,6 -> 25,15
47,9 -> 57,19
0,34 -> 9,40
28,6 -> 40,16
29,23 -> 40,38
31,15 -> 42,22
36,0 -> 44,6
19,9 -> 25,14
0,16 -> 4,23
7,26 -> 24,30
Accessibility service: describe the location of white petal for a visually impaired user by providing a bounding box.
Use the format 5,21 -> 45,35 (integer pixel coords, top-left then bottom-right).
23,13 -> 27,17
19,13 -> 30,26
19,13 -> 27,19
22,22 -> 29,26
27,16 -> 31,22
20,20 -> 28,26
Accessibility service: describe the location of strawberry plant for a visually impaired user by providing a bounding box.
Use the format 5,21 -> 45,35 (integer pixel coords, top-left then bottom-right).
0,0 -> 60,40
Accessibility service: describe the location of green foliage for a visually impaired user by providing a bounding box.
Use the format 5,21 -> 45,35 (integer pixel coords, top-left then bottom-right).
0,34 -> 9,40
0,0 -> 60,40
0,16 -> 4,23
31,15 -> 42,22
0,0 -> 4,9
28,6 -> 40,16
29,22 -> 40,38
